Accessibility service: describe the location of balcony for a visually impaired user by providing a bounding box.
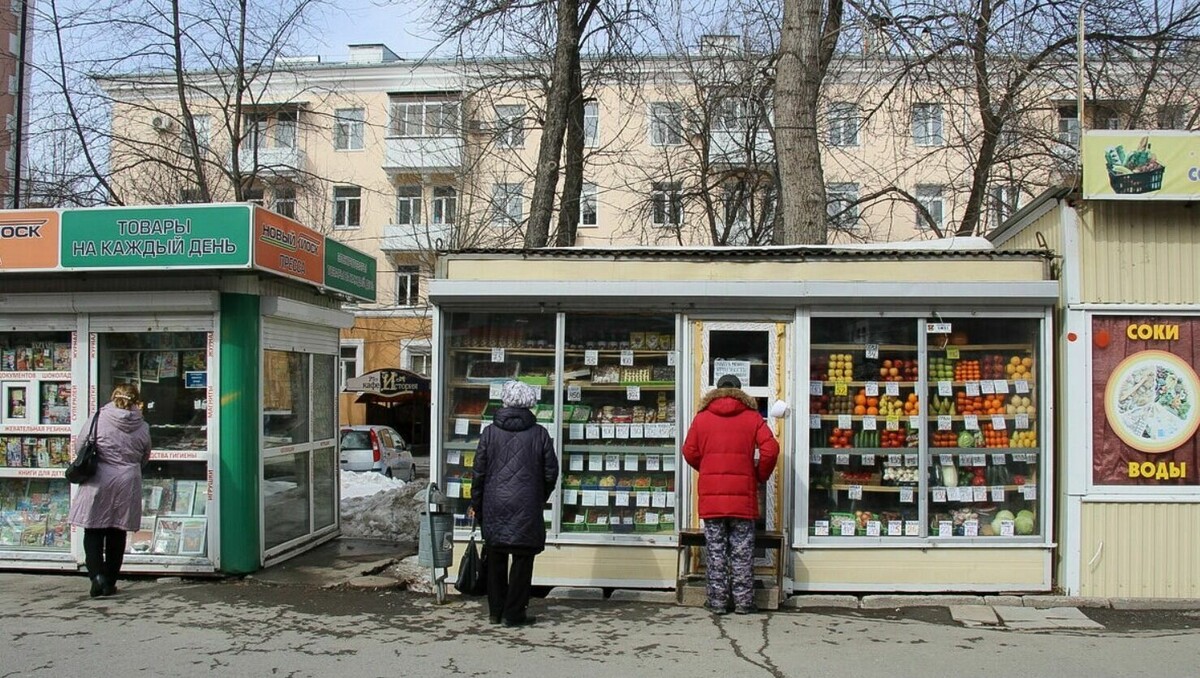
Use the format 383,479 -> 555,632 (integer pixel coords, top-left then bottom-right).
708,129 -> 774,168
383,136 -> 463,174
233,146 -> 306,176
382,222 -> 453,252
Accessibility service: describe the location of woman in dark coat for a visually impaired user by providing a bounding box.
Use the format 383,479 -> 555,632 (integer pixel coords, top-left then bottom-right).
471,380 -> 558,627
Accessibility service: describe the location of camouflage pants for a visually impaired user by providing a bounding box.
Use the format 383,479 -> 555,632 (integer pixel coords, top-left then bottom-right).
703,517 -> 754,610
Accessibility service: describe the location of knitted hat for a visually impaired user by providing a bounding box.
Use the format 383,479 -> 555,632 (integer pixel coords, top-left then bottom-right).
716,374 -> 741,389
501,380 -> 538,409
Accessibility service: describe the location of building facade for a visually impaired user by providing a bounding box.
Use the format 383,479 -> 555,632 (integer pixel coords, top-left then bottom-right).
0,0 -> 31,207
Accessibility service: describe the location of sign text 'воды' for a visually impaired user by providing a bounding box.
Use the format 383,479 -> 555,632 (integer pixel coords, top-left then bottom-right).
1127,323 -> 1179,341
1128,461 -> 1188,480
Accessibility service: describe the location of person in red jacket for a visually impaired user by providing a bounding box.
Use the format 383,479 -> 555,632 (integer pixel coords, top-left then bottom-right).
682,374 -> 780,615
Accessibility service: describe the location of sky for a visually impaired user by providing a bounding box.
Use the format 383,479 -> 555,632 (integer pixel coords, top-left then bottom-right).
305,1 -> 445,62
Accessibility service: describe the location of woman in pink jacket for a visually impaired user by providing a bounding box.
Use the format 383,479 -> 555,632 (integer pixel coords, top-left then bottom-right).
68,384 -> 152,597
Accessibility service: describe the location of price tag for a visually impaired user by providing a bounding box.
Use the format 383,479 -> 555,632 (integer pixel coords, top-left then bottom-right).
865,381 -> 879,397
973,486 -> 986,502
980,380 -> 995,395
937,415 -> 952,431
992,415 -> 1007,430
991,453 -> 1006,465
886,417 -> 900,430
887,454 -> 901,466
491,347 -> 505,362
839,520 -> 855,536
938,381 -> 953,396
451,418 -> 469,436
605,454 -> 620,471
447,450 -> 462,465
627,386 -> 641,401
1022,484 -> 1038,500
624,454 -> 639,471
933,488 -> 947,502
636,492 -> 651,507
900,486 -> 914,503
489,383 -> 504,400
946,346 -> 960,360
836,453 -> 850,465
1015,380 -> 1030,394
581,491 -> 595,507
866,521 -> 881,536
646,456 -> 661,471
446,482 -> 461,498
614,491 -> 630,507
814,521 -> 830,536
567,385 -> 582,402
964,520 -> 979,537
564,489 -> 578,505
573,514 -> 585,524
861,453 -> 876,466
663,456 -> 676,472
652,491 -> 667,508
834,382 -> 848,396
585,424 -> 601,439
615,424 -> 630,439
630,424 -> 645,439
991,486 -> 1005,502
810,381 -> 823,396
904,453 -> 919,467
601,424 -> 615,439
885,381 -> 900,396
1015,413 -> 1030,430
964,414 -> 979,430
666,351 -> 677,367
865,343 -> 880,359
994,379 -> 1009,394
862,415 -> 877,431
588,454 -> 603,471
620,350 -> 634,366
810,452 -> 822,464
966,381 -> 980,397
533,385 -> 543,402
569,424 -> 584,440
938,521 -> 953,537
584,350 -> 599,366
594,515 -> 608,525
887,520 -> 902,536
836,414 -> 851,430
810,415 -> 822,430
848,485 -> 863,500
927,322 -> 952,334
939,454 -> 953,466
999,520 -> 1015,537
905,521 -> 921,536
909,415 -> 922,430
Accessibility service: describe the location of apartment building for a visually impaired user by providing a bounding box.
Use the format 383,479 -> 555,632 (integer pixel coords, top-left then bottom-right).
0,0 -> 31,207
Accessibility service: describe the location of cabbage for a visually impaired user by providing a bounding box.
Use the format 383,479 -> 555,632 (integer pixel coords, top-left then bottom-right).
1015,514 -> 1036,535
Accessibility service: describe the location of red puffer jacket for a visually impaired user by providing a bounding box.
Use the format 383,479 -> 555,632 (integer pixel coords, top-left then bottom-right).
682,388 -> 780,520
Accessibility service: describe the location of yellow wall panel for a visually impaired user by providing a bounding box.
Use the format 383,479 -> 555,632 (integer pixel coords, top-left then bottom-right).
530,545 -> 677,585
793,549 -> 1049,590
1080,503 -> 1200,599
1079,202 -> 1200,304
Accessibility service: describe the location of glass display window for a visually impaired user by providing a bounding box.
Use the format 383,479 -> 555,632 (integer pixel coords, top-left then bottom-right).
443,312 -> 557,529
561,314 -> 677,536
132,461 -> 209,557
0,478 -> 72,551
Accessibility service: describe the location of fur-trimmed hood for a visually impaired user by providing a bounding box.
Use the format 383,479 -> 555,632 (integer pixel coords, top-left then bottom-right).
697,387 -> 757,414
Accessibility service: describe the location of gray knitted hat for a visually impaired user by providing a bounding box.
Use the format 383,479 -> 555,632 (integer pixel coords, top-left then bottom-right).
501,380 -> 538,409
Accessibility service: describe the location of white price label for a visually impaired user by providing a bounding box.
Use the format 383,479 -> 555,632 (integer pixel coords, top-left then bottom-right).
491,347 -> 505,362
973,486 -> 986,502
905,521 -> 921,536
630,424 -> 645,439
938,521 -> 953,537
992,416 -> 1007,430
584,350 -> 599,366
620,350 -> 634,366
1015,380 -> 1030,394
966,381 -> 981,397
810,381 -> 823,396
887,520 -> 902,536
585,424 -> 601,439
601,424 -> 615,439
840,521 -> 856,536
454,418 -> 470,435
810,415 -> 822,430
900,486 -> 914,503
1022,484 -> 1038,500
446,482 -> 461,498
447,450 -> 462,465
568,455 -> 584,471
652,491 -> 667,508
909,415 -> 922,430
994,379 -> 1010,394
615,491 -> 629,507
926,322 -> 952,334
933,488 -> 947,503
615,424 -> 630,439
1015,413 -> 1030,430
489,383 -> 504,399
866,521 -> 881,536
564,489 -> 578,505
667,493 -> 677,508
569,424 -> 584,439
666,351 -> 676,367
964,414 -> 979,430
865,343 -> 880,359
980,380 -> 995,395
862,415 -> 877,431
627,386 -> 641,401
865,381 -> 879,397
939,454 -> 953,466
646,456 -> 661,471
938,380 -> 953,396
938,415 -> 952,431
885,381 -> 900,396
567,385 -> 582,402
838,414 -> 852,430
999,520 -> 1015,537
810,452 -> 822,464
861,453 -> 876,466
904,454 -> 918,466
814,521 -> 830,536
991,486 -> 1005,502
624,454 -> 639,471
605,454 -> 620,471
964,520 -> 979,537
581,491 -> 595,507
886,454 -> 901,466
991,453 -> 1006,465
664,456 -> 676,472
886,417 -> 900,431
836,453 -> 850,465
588,454 -> 603,471
636,492 -> 651,507
848,485 -> 863,500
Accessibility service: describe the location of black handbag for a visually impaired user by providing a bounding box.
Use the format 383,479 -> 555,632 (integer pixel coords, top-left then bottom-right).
64,413 -> 101,484
454,532 -> 488,596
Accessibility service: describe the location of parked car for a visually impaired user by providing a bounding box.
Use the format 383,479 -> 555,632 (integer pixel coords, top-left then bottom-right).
339,425 -> 416,481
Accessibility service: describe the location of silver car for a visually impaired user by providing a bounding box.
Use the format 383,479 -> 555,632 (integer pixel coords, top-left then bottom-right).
339,425 -> 416,481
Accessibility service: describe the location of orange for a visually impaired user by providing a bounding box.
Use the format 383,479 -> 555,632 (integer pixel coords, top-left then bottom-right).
866,406 -> 879,415
853,405 -> 866,415
854,394 -> 867,406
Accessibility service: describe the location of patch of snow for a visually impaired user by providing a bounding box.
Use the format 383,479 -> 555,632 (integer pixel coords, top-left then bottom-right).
341,470 -> 407,500
340,477 -> 425,542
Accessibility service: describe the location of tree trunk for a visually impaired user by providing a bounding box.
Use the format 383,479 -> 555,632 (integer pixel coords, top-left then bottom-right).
524,0 -> 581,248
956,132 -> 999,236
555,54 -> 584,247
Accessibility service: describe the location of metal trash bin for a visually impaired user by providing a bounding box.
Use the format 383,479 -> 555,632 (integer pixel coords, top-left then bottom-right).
416,482 -> 453,603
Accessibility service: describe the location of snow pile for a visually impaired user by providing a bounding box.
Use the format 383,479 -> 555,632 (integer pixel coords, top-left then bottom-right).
341,470 -> 408,500
340,472 -> 425,542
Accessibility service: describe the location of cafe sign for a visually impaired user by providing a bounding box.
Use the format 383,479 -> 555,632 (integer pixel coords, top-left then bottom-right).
344,369 -> 429,397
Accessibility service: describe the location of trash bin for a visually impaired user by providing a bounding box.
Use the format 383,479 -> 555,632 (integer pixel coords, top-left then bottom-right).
416,482 -> 453,603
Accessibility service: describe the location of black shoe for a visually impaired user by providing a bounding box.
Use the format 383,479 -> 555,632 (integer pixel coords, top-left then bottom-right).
89,575 -> 105,598
502,615 -> 537,627
102,581 -> 118,597
704,602 -> 730,616
734,604 -> 758,615
488,614 -> 502,625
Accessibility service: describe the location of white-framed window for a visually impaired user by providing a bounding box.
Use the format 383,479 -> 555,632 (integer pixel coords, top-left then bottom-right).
828,101 -> 859,147
333,186 -> 362,229
396,265 -> 421,306
495,105 -> 525,148
432,186 -> 457,224
396,185 -> 422,225
989,184 -> 1018,226
244,187 -> 265,206
272,186 -> 296,219
275,111 -> 297,148
911,103 -> 944,147
649,102 -> 684,146
334,108 -> 365,150
583,101 -> 599,147
915,184 -> 945,230
1057,106 -> 1080,147
651,181 -> 682,226
713,98 -> 748,132
390,98 -> 460,137
186,114 -> 212,153
826,182 -> 859,230
339,341 -> 363,391
403,341 -> 432,376
580,182 -> 598,227
246,112 -> 269,150
491,183 -> 524,225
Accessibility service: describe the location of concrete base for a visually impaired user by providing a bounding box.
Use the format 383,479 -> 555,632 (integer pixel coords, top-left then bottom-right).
1024,595 -> 1111,609
545,587 -> 604,600
676,581 -> 780,610
609,589 -> 677,604
983,595 -> 1025,607
782,594 -> 860,609
347,575 -> 404,589
861,594 -> 985,609
1110,598 -> 1200,610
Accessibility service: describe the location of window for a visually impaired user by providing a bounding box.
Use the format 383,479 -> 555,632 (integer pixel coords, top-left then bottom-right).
244,187 -> 265,206
1093,105 -> 1121,130
334,108 -> 365,150
405,345 -> 431,376
491,183 -> 524,225
828,102 -> 859,147
1057,106 -> 1080,147
246,113 -> 269,150
396,185 -> 422,225
826,183 -> 859,230
650,102 -> 684,146
275,111 -> 297,148
396,265 -> 421,306
339,344 -> 361,390
583,101 -> 599,147
186,114 -> 212,153
390,98 -> 459,137
714,98 -> 747,131
333,186 -> 362,228
432,186 -> 457,224
911,103 -> 944,146
990,184 -> 1018,226
273,187 -> 296,219
915,184 -> 945,230
1157,105 -> 1188,130
651,181 -> 683,226
495,105 -> 525,148
580,182 -> 597,227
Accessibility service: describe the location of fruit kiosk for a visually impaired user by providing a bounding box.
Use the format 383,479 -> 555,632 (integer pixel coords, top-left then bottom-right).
429,242 -> 1058,593
0,205 -> 376,574
989,130 -> 1200,599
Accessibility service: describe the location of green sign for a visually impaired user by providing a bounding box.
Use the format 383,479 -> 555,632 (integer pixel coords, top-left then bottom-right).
323,238 -> 377,302
60,205 -> 251,269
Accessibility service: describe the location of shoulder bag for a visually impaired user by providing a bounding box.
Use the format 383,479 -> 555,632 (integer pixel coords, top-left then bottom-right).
65,413 -> 101,484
